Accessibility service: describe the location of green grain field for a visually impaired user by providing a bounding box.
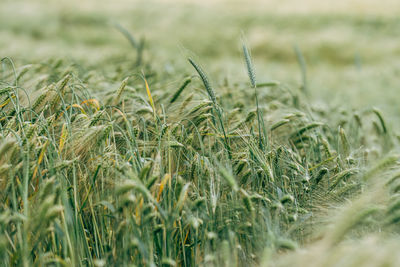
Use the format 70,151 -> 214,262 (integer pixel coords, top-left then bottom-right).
1,0 -> 400,266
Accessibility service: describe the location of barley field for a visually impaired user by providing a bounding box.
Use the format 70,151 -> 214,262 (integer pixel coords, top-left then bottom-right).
1,0 -> 400,266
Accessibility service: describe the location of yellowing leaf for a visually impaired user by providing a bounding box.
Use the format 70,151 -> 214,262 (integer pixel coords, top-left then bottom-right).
157,173 -> 171,202
59,123 -> 68,155
81,99 -> 100,111
0,95 -> 14,108
33,140 -> 49,190
144,77 -> 155,113
67,104 -> 86,114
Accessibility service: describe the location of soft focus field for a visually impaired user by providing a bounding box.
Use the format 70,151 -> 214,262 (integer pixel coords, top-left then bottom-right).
2,0 -> 400,119
1,0 -> 400,266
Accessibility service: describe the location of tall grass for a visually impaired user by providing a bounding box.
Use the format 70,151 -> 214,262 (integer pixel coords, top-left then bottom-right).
0,38 -> 399,267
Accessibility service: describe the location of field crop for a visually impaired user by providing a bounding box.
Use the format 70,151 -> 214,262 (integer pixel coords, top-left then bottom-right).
1,0 -> 400,266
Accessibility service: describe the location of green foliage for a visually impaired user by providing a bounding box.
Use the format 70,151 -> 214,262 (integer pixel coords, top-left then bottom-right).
1,44 -> 399,266
1,2 -> 400,265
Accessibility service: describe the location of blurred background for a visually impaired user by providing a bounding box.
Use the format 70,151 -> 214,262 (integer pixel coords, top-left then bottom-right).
1,0 -> 400,123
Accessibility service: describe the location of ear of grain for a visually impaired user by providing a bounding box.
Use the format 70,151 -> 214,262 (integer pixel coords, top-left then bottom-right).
170,77 -> 191,104
188,58 -> 217,105
242,44 -> 256,88
294,45 -> 308,94
114,77 -> 129,105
